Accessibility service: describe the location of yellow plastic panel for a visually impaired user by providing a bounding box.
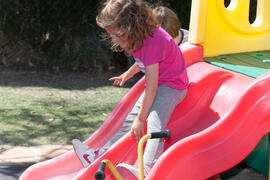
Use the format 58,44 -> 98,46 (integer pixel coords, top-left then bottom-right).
189,0 -> 270,57
189,0 -> 209,44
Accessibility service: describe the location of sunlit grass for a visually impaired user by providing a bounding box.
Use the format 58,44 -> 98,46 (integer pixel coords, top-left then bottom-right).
0,84 -> 130,146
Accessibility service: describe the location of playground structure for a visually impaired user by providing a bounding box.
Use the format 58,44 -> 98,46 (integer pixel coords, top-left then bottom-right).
20,0 -> 270,179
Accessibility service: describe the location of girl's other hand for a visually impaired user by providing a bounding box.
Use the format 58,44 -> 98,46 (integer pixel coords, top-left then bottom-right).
109,72 -> 129,86
130,117 -> 146,142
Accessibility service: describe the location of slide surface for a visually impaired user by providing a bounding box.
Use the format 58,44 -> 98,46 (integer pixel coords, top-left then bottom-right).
147,63 -> 270,179
20,44 -> 270,179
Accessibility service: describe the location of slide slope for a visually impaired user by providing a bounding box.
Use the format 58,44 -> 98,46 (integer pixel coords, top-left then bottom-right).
20,44 -> 270,180
19,43 -> 204,180
147,64 -> 270,179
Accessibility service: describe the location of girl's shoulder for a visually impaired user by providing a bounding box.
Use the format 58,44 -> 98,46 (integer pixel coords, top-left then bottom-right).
153,27 -> 172,41
133,27 -> 176,62
143,27 -> 173,47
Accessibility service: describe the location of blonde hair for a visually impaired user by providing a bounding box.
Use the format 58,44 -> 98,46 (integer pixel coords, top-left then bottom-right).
153,6 -> 181,39
96,0 -> 159,53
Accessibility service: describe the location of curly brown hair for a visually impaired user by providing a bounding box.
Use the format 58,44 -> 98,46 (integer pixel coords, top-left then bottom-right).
96,0 -> 159,54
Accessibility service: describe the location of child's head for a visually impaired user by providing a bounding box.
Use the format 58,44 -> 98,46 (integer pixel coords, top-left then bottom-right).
153,6 -> 181,42
96,0 -> 159,54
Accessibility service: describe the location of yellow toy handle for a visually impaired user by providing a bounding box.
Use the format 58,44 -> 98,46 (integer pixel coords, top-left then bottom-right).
138,130 -> 171,180
95,130 -> 170,180
94,159 -> 123,180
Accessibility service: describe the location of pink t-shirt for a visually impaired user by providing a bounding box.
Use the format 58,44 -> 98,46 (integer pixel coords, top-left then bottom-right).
133,27 -> 189,90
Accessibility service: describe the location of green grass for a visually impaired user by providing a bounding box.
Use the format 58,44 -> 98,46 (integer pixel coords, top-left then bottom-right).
0,70 -> 132,146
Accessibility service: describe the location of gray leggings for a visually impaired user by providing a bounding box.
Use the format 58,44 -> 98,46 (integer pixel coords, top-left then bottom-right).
100,85 -> 187,166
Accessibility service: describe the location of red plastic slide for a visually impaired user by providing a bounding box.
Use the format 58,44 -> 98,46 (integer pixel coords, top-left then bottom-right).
20,44 -> 270,179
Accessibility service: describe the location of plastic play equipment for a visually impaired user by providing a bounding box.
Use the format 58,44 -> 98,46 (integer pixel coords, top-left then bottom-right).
189,0 -> 270,56
20,0 -> 270,179
137,131 -> 171,180
95,159 -> 123,180
19,43 -> 205,180
19,45 -> 270,180
94,130 -> 171,180
189,0 -> 270,177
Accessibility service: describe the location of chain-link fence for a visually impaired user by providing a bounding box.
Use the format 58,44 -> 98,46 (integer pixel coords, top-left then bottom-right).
0,0 -> 257,70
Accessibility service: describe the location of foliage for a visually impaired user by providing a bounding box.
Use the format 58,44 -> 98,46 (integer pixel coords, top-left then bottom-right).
0,0 -> 258,70
0,0 -> 112,70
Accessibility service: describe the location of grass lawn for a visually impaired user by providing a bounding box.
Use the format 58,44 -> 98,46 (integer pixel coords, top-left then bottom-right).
0,69 -> 140,146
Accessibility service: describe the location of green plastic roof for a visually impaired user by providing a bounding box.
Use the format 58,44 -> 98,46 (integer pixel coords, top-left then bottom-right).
205,51 -> 270,78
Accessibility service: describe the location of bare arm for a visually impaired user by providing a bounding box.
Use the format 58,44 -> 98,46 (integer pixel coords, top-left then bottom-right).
130,63 -> 159,141
109,62 -> 141,86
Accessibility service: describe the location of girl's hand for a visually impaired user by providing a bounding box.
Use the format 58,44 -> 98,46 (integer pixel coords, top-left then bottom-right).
109,72 -> 129,86
109,62 -> 141,86
130,117 -> 146,142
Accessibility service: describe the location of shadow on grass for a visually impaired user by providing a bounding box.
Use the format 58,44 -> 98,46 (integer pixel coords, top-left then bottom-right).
0,100 -> 120,146
0,163 -> 33,180
0,68 -> 143,146
0,68 -> 143,90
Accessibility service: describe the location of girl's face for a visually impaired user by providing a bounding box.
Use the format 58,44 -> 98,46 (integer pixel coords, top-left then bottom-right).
105,26 -> 129,51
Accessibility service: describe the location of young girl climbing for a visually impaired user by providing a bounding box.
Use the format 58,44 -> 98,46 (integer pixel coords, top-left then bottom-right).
72,0 -> 189,178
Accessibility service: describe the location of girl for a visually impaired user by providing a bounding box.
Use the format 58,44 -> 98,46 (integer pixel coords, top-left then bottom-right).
72,0 -> 189,178
127,5 -> 189,68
